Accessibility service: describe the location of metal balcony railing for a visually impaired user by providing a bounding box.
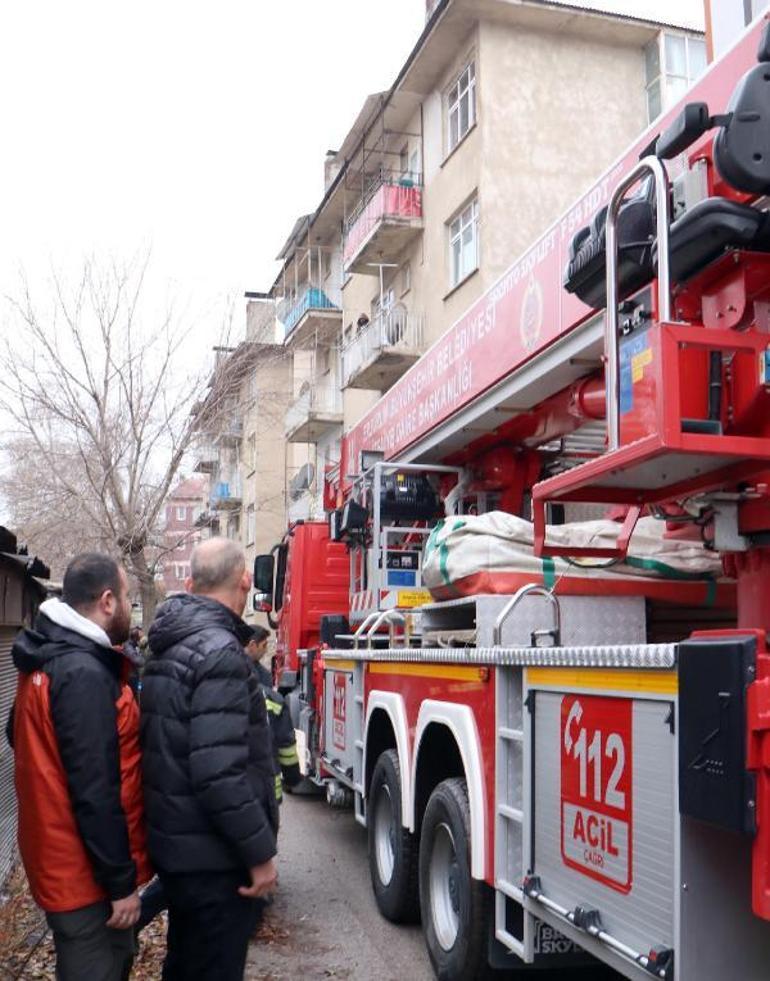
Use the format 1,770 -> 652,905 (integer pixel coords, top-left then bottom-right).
284,384 -> 343,437
193,441 -> 218,473
277,285 -> 341,335
343,173 -> 423,269
340,308 -> 424,389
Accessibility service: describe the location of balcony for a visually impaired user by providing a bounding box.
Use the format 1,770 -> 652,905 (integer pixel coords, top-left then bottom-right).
284,384 -> 343,443
341,307 -> 424,391
278,286 -> 342,348
193,441 -> 218,474
343,176 -> 423,274
214,417 -> 243,446
209,475 -> 242,510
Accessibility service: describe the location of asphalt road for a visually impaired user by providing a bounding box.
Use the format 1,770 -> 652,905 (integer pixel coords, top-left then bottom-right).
246,792 -> 434,981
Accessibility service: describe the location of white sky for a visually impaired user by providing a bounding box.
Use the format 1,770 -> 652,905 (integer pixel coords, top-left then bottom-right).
0,0 -> 705,333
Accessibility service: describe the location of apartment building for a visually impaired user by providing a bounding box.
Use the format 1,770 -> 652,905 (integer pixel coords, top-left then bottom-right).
192,299 -> 294,621
706,0 -> 769,57
159,475 -> 208,595
269,0 -> 705,492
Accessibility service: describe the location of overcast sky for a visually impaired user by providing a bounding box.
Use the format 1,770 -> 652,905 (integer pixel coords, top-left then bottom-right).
0,0 -> 705,334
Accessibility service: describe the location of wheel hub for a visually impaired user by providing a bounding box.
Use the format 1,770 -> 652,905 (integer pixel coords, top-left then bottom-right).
429,822 -> 461,951
374,784 -> 396,886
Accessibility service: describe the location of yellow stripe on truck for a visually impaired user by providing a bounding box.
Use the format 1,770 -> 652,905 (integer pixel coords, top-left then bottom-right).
525,667 -> 677,695
368,663 -> 487,683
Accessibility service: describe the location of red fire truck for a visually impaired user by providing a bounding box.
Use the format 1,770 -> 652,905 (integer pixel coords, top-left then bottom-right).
255,16 -> 770,979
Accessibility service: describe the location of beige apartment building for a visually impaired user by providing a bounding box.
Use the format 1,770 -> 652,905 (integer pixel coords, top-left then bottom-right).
269,0 -> 705,510
192,299 -> 293,622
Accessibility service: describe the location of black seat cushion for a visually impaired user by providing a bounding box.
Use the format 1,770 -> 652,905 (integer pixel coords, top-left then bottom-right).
657,197 -> 769,283
563,191 -> 655,309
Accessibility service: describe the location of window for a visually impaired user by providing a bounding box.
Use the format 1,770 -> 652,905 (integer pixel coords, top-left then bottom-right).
399,144 -> 409,177
246,505 -> 256,546
173,562 -> 188,581
177,540 -> 186,552
372,287 -> 395,321
176,506 -> 186,521
401,262 -> 412,296
322,249 -> 332,279
645,33 -> 708,123
247,432 -> 257,472
449,198 -> 479,289
447,62 -> 476,153
409,148 -> 421,184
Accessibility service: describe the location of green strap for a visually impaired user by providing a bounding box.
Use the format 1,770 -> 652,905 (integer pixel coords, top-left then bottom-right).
624,556 -> 716,581
541,557 -> 556,590
438,519 -> 467,586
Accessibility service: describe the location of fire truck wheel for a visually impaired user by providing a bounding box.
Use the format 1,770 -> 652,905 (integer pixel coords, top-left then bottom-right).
368,749 -> 420,923
419,777 -> 492,981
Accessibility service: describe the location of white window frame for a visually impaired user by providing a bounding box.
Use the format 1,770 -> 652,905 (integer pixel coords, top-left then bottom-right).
176,506 -> 186,521
448,198 -> 479,290
446,61 -> 476,154
644,32 -> 707,123
246,505 -> 256,546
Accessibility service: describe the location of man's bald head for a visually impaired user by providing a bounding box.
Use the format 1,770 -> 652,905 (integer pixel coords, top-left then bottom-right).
190,538 -> 247,594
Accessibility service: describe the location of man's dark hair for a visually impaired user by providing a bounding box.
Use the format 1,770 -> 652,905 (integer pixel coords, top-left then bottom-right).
245,625 -> 270,645
62,553 -> 123,611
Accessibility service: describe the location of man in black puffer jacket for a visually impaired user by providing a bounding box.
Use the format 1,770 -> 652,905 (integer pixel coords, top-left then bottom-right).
141,538 -> 278,981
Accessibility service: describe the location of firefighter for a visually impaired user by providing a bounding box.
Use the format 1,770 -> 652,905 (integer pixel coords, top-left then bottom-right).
242,626 -> 301,805
263,686 -> 301,804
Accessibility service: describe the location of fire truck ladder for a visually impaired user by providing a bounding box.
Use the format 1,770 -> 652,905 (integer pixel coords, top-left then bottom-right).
532,155 -> 770,559
494,586 -> 561,961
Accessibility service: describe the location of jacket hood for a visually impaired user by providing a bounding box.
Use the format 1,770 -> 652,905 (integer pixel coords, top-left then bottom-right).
13,602 -> 120,676
148,593 -> 251,655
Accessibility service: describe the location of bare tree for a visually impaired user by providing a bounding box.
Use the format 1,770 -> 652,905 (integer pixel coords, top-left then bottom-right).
0,254 -> 233,626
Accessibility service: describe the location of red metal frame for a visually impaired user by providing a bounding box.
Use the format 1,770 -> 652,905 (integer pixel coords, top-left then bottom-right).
532,322 -> 770,558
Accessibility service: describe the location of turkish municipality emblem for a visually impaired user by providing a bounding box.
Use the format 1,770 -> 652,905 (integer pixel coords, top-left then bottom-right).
520,274 -> 544,351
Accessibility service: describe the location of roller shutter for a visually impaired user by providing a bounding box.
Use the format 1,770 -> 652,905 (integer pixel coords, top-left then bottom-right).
0,628 -> 18,885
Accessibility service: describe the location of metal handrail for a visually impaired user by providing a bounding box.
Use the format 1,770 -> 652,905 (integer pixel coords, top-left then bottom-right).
353,612 -> 381,650
604,155 -> 671,451
492,584 -> 561,648
364,609 -> 407,649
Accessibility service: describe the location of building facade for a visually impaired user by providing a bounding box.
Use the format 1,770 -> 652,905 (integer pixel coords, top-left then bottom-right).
159,476 -> 209,595
192,300 -> 294,622
268,0 -> 705,494
705,0 -> 769,57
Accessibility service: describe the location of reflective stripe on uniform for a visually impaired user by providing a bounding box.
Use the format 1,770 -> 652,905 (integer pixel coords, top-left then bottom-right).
274,773 -> 283,801
265,697 -> 283,717
278,746 -> 299,766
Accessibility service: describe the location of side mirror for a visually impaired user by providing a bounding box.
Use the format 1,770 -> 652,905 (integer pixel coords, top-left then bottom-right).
253,554 -> 275,609
253,592 -> 273,614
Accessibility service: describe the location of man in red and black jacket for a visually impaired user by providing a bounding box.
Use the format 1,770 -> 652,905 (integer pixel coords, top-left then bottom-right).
7,553 -> 152,980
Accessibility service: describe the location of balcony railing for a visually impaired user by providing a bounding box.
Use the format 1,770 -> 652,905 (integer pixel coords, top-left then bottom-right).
343,175 -> 423,273
213,417 -> 243,445
193,441 -> 218,474
340,307 -> 424,391
277,285 -> 342,337
284,384 -> 343,442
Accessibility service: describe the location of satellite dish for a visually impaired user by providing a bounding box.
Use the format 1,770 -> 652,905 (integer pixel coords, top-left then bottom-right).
289,462 -> 316,500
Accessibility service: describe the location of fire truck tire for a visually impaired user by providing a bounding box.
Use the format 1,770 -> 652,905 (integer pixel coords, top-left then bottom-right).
368,749 -> 420,923
419,777 -> 492,981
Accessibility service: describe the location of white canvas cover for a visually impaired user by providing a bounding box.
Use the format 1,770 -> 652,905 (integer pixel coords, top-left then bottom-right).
423,512 -> 723,595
